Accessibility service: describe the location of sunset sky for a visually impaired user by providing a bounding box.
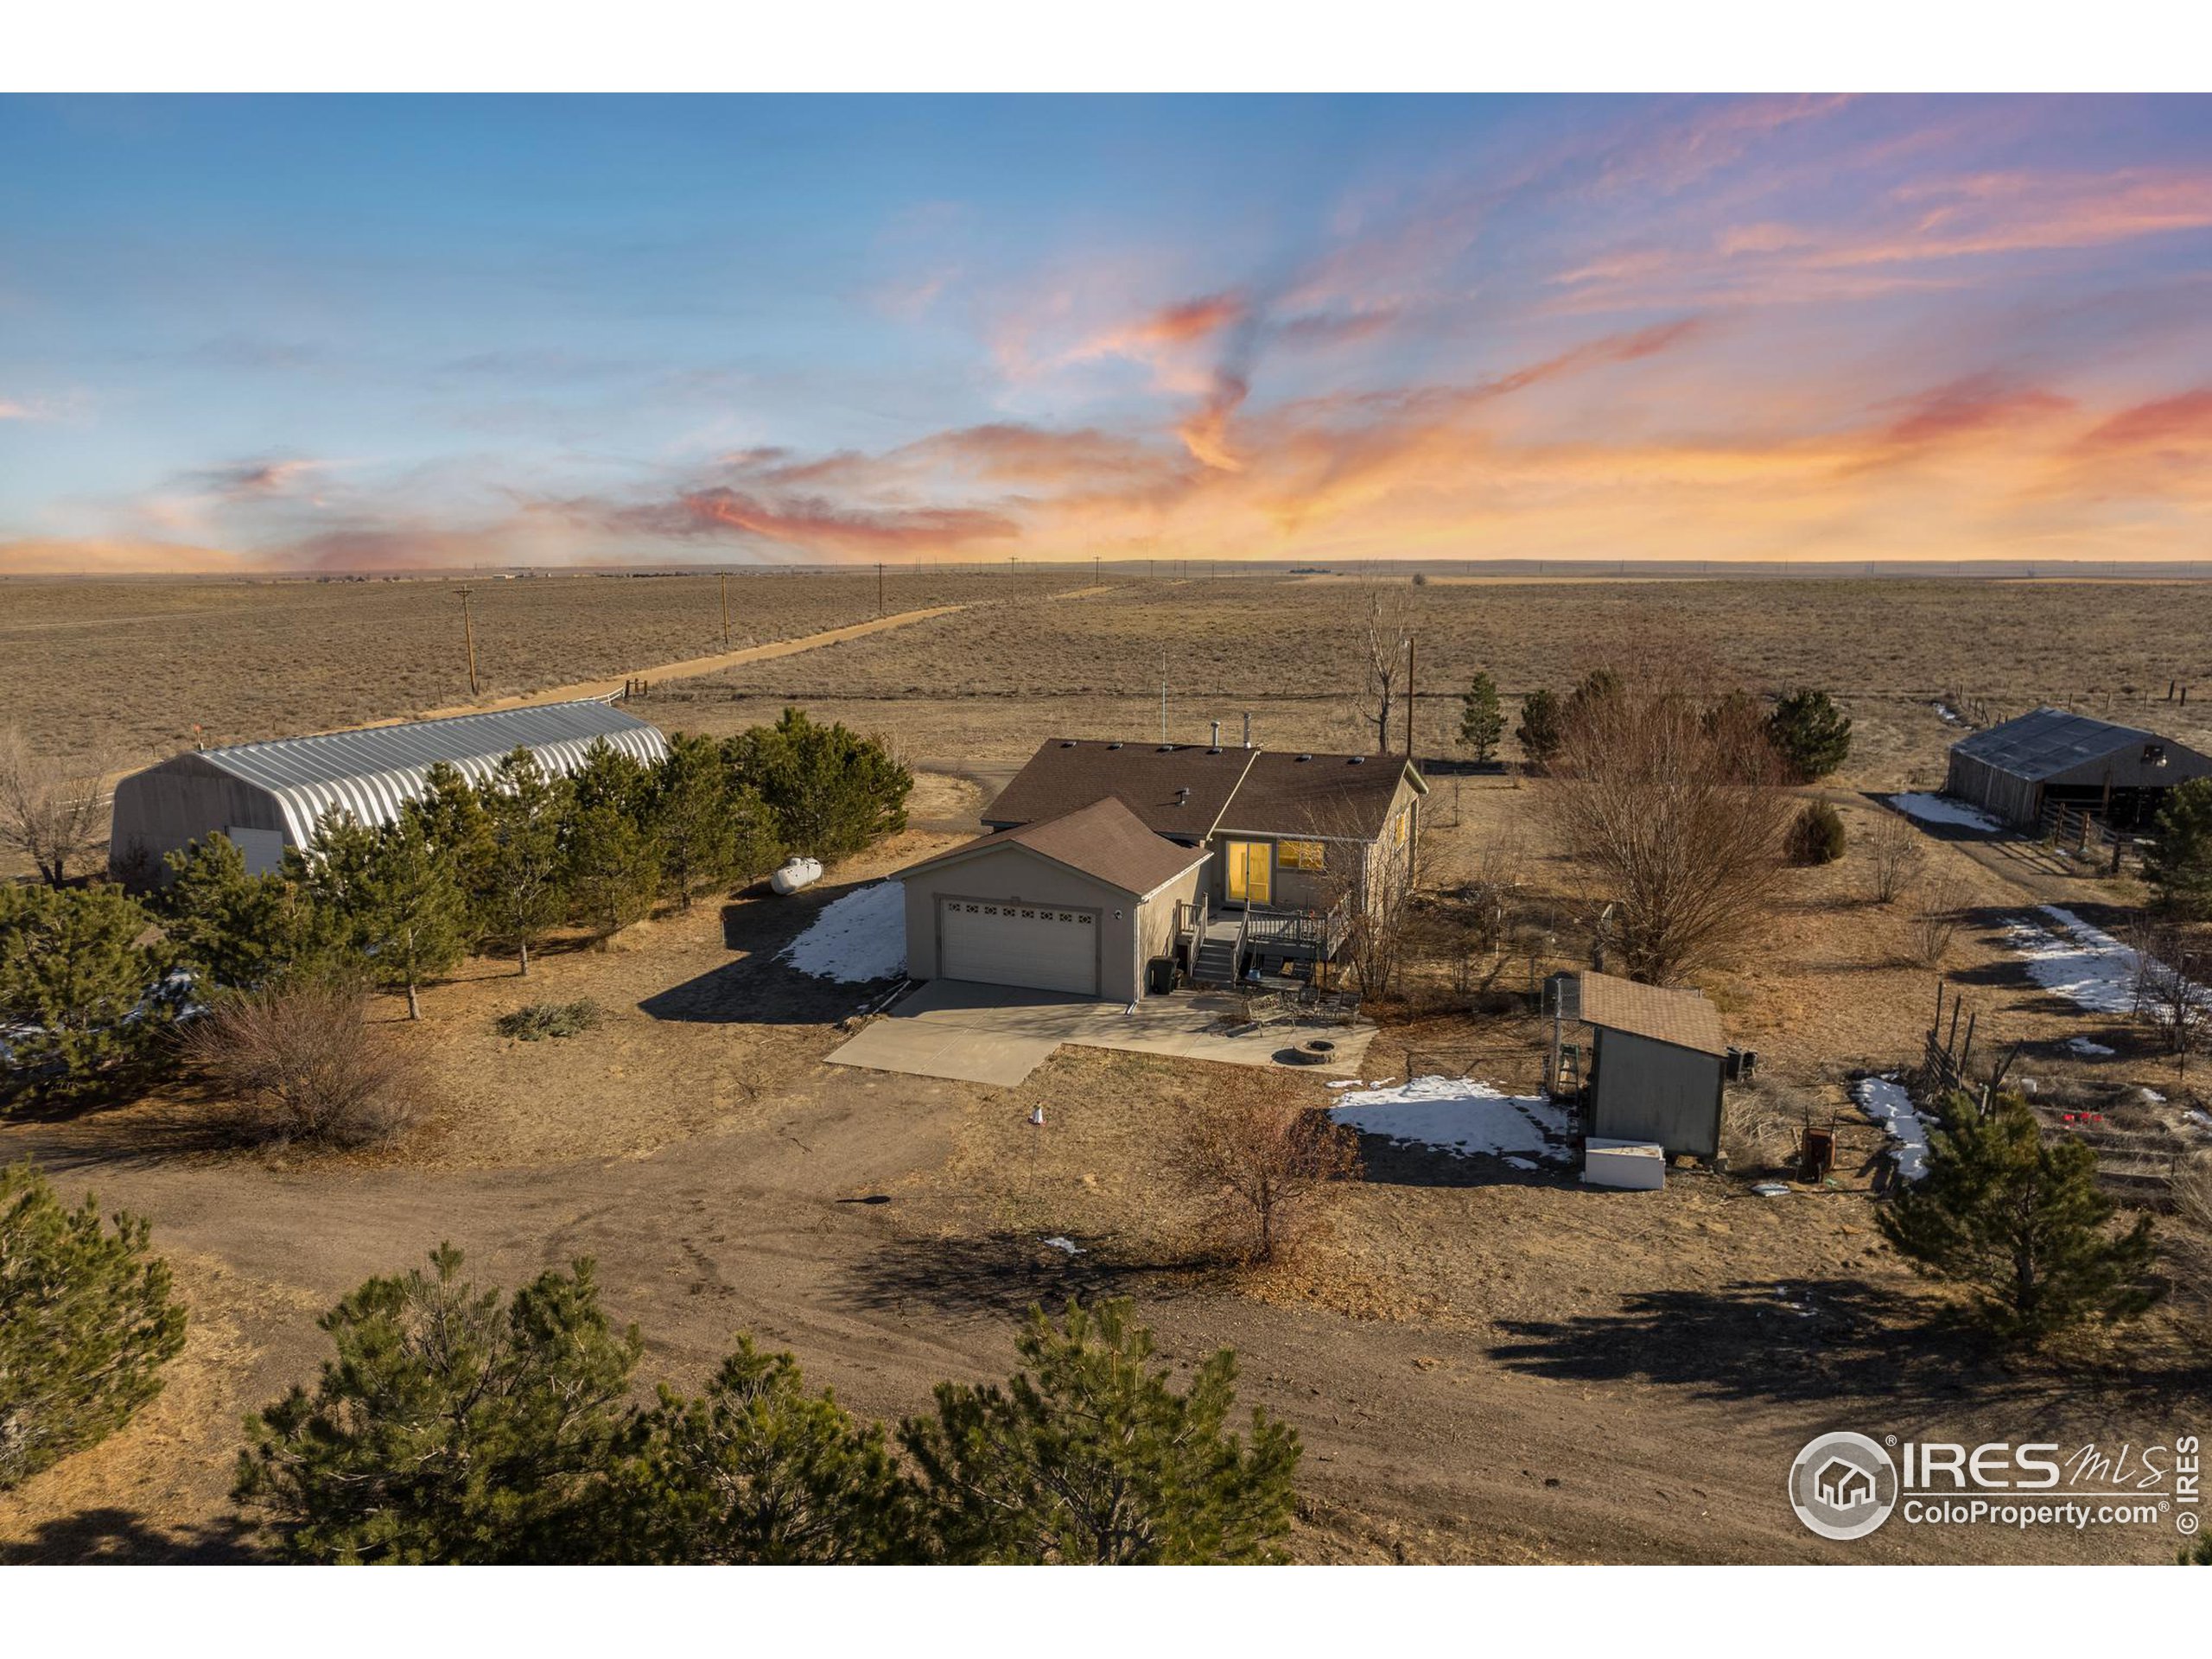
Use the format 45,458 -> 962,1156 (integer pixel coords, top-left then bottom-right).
4,93 -> 2212,572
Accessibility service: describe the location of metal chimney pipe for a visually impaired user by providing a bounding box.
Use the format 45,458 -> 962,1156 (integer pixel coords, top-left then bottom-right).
1242,712 -> 1252,748
1211,719 -> 1221,748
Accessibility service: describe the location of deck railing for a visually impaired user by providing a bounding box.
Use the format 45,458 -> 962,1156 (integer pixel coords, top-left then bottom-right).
1238,898 -> 1350,959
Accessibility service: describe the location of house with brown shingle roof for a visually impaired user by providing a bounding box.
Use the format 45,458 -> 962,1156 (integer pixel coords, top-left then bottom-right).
899,735 -> 1425,1000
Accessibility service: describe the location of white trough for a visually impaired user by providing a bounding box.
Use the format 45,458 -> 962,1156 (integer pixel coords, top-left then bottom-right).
1582,1137 -> 1666,1191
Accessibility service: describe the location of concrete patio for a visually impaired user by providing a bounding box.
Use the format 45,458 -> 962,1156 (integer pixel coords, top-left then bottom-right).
824,978 -> 1378,1087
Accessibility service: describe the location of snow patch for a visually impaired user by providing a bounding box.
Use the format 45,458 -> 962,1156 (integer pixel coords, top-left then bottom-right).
1851,1075 -> 1931,1182
2002,905 -> 2207,1019
780,880 -> 906,982
1040,1236 -> 1084,1255
1932,701 -> 1966,726
2062,1035 -> 2115,1057
1329,1076 -> 1572,1162
1890,792 -> 2005,833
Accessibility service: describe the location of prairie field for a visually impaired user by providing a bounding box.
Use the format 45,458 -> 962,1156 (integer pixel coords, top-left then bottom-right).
10,572 -> 2211,781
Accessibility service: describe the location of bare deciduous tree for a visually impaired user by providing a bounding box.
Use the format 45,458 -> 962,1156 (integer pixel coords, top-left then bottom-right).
0,727 -> 112,887
181,982 -> 427,1147
2124,915 -> 2210,1071
1171,1073 -> 1361,1263
1300,798 -> 1421,999
1866,809 -> 1925,906
1533,662 -> 1794,986
1904,872 -> 1973,968
1348,583 -> 1416,756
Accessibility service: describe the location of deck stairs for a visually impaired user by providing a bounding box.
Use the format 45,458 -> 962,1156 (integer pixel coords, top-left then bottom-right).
1190,916 -> 1244,988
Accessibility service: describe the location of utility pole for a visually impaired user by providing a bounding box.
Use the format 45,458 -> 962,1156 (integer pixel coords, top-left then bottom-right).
457,587 -> 480,696
1405,635 -> 1416,760
1160,648 -> 1169,745
877,561 -> 886,615
720,573 -> 731,648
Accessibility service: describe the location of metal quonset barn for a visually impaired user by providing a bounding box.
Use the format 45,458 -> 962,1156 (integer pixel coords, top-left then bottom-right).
1942,707 -> 2212,831
110,700 -> 668,881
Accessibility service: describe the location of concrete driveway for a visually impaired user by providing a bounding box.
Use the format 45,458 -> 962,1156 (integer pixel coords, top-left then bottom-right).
826,978 -> 1376,1086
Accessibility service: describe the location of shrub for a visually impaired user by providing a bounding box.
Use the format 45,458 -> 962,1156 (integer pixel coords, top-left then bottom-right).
900,1299 -> 1300,1564
1171,1074 -> 1361,1262
1866,810 -> 1925,905
0,883 -> 178,1106
1878,1092 -> 2160,1344
0,1162 -> 188,1489
1765,689 -> 1853,783
1787,800 -> 1847,866
1904,872 -> 1971,967
493,999 -> 604,1041
181,982 -> 425,1147
232,1245 -> 643,1563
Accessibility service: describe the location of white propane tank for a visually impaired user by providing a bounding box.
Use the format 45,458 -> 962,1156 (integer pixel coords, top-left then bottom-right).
770,856 -> 823,895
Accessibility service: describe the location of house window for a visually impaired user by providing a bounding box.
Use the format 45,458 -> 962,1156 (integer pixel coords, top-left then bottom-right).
1278,839 -> 1326,871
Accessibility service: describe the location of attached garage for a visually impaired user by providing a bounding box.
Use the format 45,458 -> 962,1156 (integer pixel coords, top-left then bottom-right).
899,798 -> 1208,1002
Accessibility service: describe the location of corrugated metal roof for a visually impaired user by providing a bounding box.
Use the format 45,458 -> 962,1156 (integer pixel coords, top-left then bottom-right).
194,700 -> 668,843
1949,707 -> 2166,784
1567,969 -> 1728,1057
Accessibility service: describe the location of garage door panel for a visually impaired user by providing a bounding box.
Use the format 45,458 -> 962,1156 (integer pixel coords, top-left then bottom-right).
939,899 -> 1098,996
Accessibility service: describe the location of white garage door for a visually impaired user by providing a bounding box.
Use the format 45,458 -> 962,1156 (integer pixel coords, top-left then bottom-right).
939,899 -> 1099,996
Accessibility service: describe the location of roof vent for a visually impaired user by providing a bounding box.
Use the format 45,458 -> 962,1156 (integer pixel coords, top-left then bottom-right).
1206,747 -> 1222,755
1348,755 -> 1366,765
1106,741 -> 1123,750
1295,753 -> 1313,763
1175,787 -> 1191,803
1157,744 -> 1174,753
1059,741 -> 1077,748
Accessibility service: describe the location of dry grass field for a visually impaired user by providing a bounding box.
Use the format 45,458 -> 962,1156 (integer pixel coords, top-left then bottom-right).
0,569 -> 1076,763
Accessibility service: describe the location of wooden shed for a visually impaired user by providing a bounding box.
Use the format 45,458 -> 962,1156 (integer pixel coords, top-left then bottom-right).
1942,707 -> 2212,831
1549,970 -> 1728,1160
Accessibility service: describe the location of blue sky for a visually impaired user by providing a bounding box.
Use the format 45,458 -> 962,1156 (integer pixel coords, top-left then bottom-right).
5,94 -> 2212,569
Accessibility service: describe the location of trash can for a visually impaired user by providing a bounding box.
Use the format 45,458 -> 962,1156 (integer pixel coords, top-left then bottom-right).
1146,956 -> 1176,996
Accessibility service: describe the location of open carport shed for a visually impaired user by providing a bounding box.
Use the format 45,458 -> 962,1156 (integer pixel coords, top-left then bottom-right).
110,699 -> 668,880
1942,707 -> 2212,831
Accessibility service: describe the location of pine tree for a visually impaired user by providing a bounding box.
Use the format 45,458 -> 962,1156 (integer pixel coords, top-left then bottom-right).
2143,777 -> 2212,921
0,1161 -> 188,1489
478,747 -> 572,976
1457,671 -> 1505,764
564,743 -> 660,940
618,1336 -> 920,1563
302,814 -> 468,1019
0,885 -> 177,1104
159,832 -> 298,991
1765,688 -> 1853,783
1878,1092 -> 2161,1343
232,1244 -> 642,1563
900,1299 -> 1300,1564
647,732 -> 736,907
1516,688 -> 1562,766
724,709 -> 910,862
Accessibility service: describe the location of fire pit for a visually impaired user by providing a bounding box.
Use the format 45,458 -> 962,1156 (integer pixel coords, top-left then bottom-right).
1276,1038 -> 1338,1066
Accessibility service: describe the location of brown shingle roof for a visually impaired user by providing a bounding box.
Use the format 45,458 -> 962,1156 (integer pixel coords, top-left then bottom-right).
905,797 -> 1210,897
1569,969 -> 1728,1057
982,739 -> 1255,840
1214,750 -> 1426,842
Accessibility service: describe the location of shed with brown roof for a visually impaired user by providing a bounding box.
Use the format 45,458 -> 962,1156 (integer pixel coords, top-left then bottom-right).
1554,970 -> 1729,1159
